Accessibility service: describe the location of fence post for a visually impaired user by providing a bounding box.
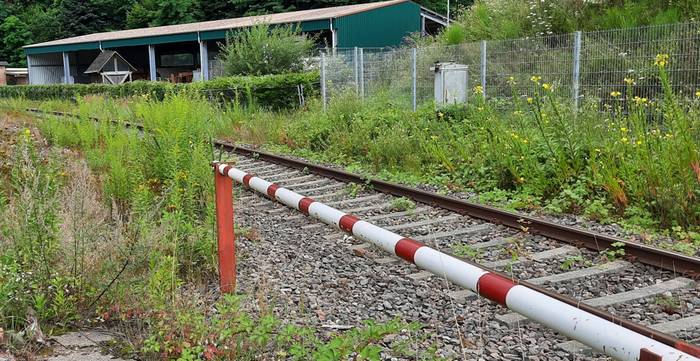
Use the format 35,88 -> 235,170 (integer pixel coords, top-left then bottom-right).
213,163 -> 236,293
412,48 -> 417,111
480,40 -> 487,98
359,48 -> 365,98
572,31 -> 582,112
353,46 -> 359,94
320,52 -> 327,111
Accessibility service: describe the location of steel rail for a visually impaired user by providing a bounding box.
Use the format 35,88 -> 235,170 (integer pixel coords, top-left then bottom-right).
25,108 -> 700,356
223,143 -> 700,277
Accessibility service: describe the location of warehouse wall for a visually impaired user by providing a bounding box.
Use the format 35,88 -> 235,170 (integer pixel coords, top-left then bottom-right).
334,1 -> 420,48
28,53 -> 64,85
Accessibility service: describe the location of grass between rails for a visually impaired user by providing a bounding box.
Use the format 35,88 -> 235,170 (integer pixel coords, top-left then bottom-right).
0,97 -> 436,360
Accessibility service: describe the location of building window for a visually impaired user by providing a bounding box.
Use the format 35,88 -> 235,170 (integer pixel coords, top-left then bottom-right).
160,53 -> 194,67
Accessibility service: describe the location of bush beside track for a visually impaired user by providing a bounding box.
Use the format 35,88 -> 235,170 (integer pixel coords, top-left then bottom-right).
0,72 -> 319,109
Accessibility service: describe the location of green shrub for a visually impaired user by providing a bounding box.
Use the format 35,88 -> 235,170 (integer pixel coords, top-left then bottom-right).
0,72 -> 319,110
219,23 -> 315,76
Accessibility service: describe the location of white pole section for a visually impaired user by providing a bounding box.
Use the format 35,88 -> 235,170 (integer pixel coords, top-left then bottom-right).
199,40 -> 209,81
217,162 -> 700,361
62,52 -> 71,84
148,45 -> 157,81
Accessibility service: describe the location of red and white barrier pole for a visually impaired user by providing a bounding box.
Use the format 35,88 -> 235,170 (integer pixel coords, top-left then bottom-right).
216,163 -> 699,361
213,162 -> 236,293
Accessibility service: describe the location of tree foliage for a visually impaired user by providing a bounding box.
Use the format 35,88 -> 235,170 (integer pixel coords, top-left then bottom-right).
0,16 -> 32,66
439,0 -> 700,44
219,23 -> 314,76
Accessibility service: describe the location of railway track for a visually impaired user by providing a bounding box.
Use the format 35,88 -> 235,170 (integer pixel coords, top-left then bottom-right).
25,108 -> 700,359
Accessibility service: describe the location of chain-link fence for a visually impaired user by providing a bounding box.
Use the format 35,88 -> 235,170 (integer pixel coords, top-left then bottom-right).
320,21 -> 700,110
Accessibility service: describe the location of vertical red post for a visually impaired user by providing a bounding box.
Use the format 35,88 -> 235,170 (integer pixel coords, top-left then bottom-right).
213,163 -> 236,293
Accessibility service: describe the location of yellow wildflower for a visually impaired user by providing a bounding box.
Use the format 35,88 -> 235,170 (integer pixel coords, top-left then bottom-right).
633,96 -> 648,105
542,83 -> 553,92
621,137 -> 628,143
507,76 -> 517,85
24,129 -> 31,137
624,77 -> 635,85
530,75 -> 542,84
695,90 -> 700,98
610,91 -> 622,97
473,85 -> 484,95
654,53 -> 669,67
526,97 -> 534,104
620,127 -> 628,133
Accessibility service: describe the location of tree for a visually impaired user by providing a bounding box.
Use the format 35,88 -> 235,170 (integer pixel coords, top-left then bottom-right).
219,23 -> 314,76
126,0 -> 199,28
197,0 -> 237,21
0,16 -> 32,66
20,5 -> 61,44
54,0 -> 131,38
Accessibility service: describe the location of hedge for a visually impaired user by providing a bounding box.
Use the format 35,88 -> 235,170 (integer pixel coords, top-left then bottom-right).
0,72 -> 319,109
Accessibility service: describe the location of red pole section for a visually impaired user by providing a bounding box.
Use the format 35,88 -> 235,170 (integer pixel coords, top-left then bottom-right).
213,162 -> 236,293
216,163 -> 699,361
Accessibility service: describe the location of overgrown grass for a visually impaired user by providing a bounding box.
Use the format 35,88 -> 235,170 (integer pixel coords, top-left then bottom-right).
1,93 -> 434,360
229,65 -> 700,254
2,60 -> 698,256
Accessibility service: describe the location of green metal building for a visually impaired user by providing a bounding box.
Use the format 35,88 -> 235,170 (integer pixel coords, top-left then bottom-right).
23,0 -> 445,85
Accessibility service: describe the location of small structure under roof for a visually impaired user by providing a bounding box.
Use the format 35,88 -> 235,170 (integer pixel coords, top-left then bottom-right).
85,50 -> 137,84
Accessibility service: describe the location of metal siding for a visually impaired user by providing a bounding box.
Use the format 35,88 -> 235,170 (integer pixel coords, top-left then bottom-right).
28,54 -> 64,84
335,1 -> 420,48
25,42 -> 101,55
101,33 -> 198,48
301,19 -> 330,32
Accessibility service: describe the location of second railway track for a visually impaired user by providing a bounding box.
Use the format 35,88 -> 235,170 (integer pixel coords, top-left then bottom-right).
25,108 -> 700,359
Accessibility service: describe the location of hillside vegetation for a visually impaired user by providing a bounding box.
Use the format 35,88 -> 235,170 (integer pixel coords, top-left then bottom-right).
429,0 -> 700,45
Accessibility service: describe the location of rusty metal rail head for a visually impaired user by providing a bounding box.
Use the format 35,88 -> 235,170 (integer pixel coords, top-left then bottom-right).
225,143 -> 700,278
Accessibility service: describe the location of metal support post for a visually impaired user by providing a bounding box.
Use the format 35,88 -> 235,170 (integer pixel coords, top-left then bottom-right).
213,163 -> 236,293
199,40 -> 209,81
480,40 -> 487,98
359,48 -> 365,98
353,46 -> 359,94
62,52 -> 72,84
148,45 -> 157,81
412,48 -> 417,112
321,52 -> 327,111
26,55 -> 32,85
572,31 -> 582,112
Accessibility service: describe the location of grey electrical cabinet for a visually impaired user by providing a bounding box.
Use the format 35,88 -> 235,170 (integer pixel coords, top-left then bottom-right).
432,62 -> 468,106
